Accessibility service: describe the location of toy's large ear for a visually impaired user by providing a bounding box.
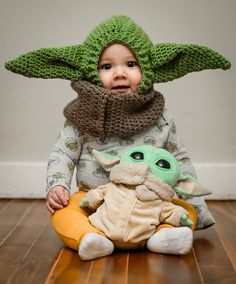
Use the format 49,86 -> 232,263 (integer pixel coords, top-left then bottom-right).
151,43 -> 231,83
173,174 -> 212,197
92,149 -> 120,172
5,45 -> 84,81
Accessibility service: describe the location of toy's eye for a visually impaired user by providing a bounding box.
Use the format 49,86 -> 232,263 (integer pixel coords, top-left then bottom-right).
156,159 -> 171,169
130,152 -> 144,160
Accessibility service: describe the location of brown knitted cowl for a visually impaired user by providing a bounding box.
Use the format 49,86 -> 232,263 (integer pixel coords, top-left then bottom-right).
64,81 -> 165,137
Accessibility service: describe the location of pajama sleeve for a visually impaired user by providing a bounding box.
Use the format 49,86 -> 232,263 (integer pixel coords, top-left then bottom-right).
165,118 -> 216,230
46,121 -> 83,193
165,119 -> 197,178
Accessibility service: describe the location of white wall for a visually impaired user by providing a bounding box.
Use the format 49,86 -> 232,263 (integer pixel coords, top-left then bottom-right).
1,0 -> 235,198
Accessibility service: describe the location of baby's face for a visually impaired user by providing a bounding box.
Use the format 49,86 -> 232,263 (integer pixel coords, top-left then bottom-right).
98,43 -> 142,94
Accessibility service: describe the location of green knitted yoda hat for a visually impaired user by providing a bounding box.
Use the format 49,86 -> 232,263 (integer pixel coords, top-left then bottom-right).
5,15 -> 231,94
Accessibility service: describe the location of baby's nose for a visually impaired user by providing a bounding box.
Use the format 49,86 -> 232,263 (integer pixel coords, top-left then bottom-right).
114,66 -> 127,79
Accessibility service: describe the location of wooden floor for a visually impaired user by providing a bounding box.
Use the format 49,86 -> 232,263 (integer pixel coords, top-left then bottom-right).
0,200 -> 235,284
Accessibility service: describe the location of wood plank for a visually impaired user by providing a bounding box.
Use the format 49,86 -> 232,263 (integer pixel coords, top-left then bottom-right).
0,200 -> 51,283
128,250 -> 164,284
142,252 -> 168,284
193,225 -> 236,283
46,248 -> 128,284
1,200 -> 235,283
86,251 -> 129,284
128,249 -> 202,284
208,201 -> 236,272
7,222 -> 63,284
0,199 -> 11,210
100,250 -> 129,284
84,256 -> 110,284
46,247 -> 132,284
161,250 -> 202,283
48,248 -> 201,284
0,199 -> 35,245
46,247 -> 87,284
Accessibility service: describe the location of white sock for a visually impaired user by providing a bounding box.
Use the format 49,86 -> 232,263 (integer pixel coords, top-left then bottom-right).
78,232 -> 114,261
146,227 -> 193,255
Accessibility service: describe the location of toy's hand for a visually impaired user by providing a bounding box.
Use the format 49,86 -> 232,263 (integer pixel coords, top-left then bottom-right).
80,197 -> 89,208
180,214 -> 193,228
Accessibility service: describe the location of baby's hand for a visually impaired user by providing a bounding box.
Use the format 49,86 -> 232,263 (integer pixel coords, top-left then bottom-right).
180,214 -> 193,228
80,197 -> 89,208
46,186 -> 70,214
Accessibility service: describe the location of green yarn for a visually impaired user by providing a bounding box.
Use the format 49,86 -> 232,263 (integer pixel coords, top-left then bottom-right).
5,45 -> 84,81
81,16 -> 154,94
5,15 -> 231,94
151,43 -> 231,83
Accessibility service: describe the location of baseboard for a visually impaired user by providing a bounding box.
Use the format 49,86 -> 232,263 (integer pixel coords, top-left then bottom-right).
0,162 -> 235,199
194,163 -> 236,200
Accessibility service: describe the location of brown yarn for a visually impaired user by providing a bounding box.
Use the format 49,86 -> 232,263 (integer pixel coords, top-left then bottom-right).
64,81 -> 165,137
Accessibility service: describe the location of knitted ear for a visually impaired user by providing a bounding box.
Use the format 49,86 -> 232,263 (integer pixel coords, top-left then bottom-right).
151,43 -> 231,83
5,45 -> 84,81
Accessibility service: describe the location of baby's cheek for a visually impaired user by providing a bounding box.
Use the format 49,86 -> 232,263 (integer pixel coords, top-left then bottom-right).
98,72 -> 111,89
135,70 -> 142,84
132,74 -> 142,92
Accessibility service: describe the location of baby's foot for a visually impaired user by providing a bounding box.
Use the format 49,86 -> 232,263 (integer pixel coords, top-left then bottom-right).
146,227 -> 193,255
79,232 -> 114,260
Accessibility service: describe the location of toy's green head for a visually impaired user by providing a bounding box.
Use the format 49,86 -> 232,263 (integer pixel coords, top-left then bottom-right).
119,145 -> 180,186
92,144 -> 212,197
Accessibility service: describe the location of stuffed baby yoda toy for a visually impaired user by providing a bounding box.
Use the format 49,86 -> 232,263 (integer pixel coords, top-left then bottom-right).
79,145 -> 211,260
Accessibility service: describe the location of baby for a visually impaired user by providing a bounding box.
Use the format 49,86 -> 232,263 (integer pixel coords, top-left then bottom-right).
5,15 -> 230,260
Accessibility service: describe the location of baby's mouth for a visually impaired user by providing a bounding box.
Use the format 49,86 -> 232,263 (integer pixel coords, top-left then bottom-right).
112,85 -> 130,92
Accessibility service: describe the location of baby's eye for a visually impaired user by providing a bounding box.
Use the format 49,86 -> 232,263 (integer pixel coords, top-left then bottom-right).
100,63 -> 112,70
127,61 -> 138,68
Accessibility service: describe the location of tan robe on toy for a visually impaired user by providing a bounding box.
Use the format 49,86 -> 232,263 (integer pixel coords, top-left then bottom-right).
86,163 -> 188,248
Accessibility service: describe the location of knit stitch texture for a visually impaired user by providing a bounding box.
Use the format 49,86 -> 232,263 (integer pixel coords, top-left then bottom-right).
64,81 -> 165,137
5,15 -> 231,94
